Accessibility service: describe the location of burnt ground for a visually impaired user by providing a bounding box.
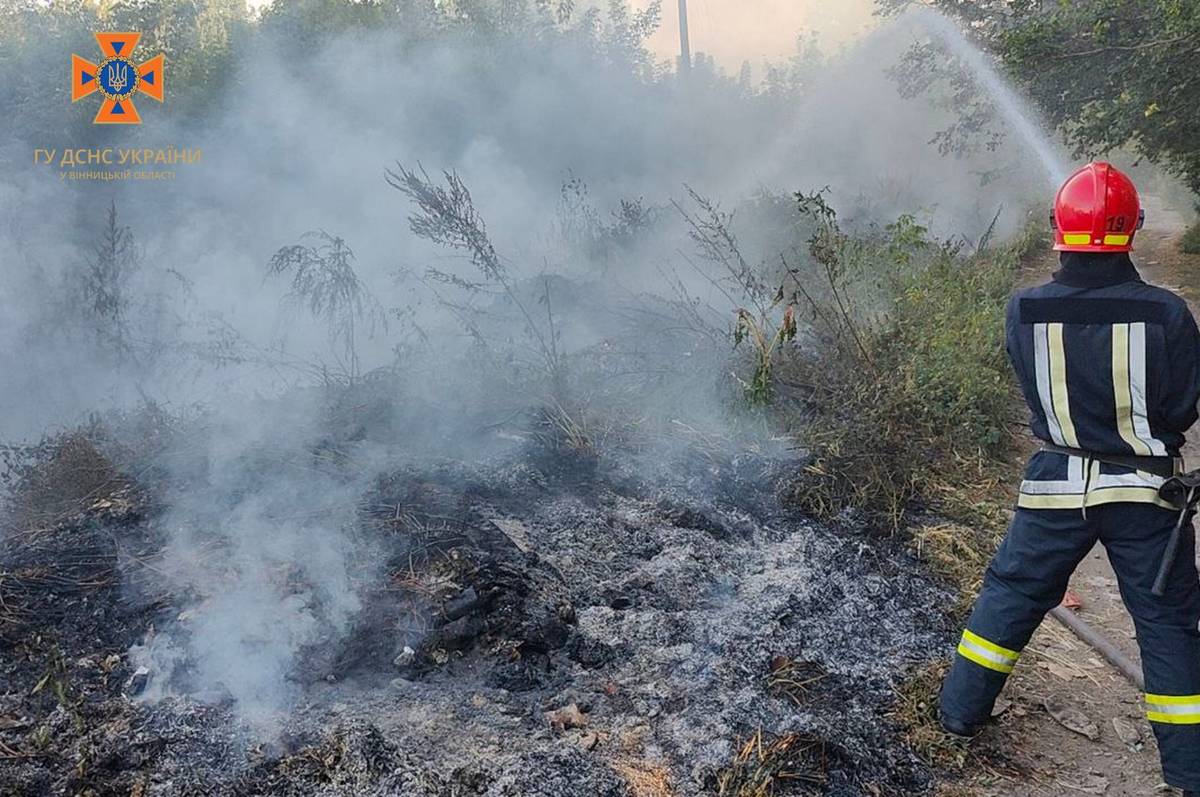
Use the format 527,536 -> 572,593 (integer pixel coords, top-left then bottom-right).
0,436 -> 957,797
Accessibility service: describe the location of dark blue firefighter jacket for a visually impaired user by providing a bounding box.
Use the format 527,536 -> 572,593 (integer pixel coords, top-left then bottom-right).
1005,253 -> 1200,510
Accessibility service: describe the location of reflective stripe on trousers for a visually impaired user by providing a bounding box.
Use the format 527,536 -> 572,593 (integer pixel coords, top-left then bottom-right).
1147,694 -> 1200,725
956,629 -> 1020,675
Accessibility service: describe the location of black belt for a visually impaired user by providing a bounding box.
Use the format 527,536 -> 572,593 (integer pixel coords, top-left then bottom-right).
1040,443 -> 1180,480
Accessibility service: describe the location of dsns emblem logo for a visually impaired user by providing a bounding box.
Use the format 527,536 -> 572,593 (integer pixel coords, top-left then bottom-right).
71,33 -> 164,125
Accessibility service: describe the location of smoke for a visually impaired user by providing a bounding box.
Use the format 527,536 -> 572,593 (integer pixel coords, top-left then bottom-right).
1,3 -> 1059,721
128,393 -> 369,724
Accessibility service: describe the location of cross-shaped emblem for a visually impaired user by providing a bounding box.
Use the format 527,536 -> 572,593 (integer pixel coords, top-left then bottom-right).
72,33 -> 164,125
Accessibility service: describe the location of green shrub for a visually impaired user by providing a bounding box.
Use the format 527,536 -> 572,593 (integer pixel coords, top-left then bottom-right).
1182,219 -> 1200,255
885,247 -> 1017,451
780,199 -> 1032,530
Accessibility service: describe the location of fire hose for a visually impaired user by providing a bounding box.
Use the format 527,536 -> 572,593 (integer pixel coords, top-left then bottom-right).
1048,500 -> 1197,692
1049,605 -> 1145,691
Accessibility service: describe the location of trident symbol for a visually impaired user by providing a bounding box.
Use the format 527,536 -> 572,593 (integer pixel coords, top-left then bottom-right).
106,61 -> 128,93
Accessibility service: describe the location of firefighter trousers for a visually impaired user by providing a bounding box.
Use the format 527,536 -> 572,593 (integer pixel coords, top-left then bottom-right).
940,503 -> 1200,791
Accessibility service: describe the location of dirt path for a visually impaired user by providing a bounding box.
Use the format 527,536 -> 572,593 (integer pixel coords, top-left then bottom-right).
956,200 -> 1200,797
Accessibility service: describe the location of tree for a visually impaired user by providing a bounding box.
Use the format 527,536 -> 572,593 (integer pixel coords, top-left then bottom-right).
883,0 -> 1200,194
80,201 -> 140,363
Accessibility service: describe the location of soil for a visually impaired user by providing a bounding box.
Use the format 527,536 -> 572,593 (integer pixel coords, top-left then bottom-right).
953,198 -> 1200,797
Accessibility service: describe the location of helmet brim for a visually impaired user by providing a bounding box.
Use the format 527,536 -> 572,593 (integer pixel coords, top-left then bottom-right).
1053,243 -> 1134,253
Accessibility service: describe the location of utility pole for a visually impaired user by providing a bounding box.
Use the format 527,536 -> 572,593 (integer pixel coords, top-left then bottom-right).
677,0 -> 691,75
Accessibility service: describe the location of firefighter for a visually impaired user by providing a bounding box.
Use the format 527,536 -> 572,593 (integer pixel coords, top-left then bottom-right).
939,162 -> 1200,795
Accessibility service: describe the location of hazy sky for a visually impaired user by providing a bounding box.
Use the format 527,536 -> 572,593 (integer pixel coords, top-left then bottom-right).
638,0 -> 879,70
239,1 -> 881,69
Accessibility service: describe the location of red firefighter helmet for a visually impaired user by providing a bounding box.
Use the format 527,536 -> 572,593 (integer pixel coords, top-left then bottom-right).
1052,162 -> 1144,253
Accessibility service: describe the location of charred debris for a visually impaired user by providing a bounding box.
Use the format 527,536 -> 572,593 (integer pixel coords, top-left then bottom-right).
0,167 -> 1009,795
0,387 -> 957,796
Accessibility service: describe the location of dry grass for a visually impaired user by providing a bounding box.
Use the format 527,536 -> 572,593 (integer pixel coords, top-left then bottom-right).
765,656 -> 827,706
0,420 -> 168,639
278,736 -> 348,784
910,522 -> 998,613
0,429 -> 129,535
533,400 -> 595,454
893,476 -> 1017,776
783,389 -> 925,531
890,661 -> 973,771
715,729 -> 828,797
611,758 -> 677,797
931,783 -> 986,797
0,564 -> 118,629
891,661 -> 1024,794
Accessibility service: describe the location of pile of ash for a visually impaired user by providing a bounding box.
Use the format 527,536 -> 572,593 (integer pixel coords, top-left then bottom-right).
0,432 -> 955,796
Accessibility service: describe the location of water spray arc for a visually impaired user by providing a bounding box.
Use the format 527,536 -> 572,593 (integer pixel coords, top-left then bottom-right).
912,7 -> 1069,189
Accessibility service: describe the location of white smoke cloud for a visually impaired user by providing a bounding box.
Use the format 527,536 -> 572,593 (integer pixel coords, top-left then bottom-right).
1,4 -> 1062,720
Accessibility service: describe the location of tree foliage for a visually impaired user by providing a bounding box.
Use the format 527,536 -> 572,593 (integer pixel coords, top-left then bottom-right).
884,0 -> 1200,193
